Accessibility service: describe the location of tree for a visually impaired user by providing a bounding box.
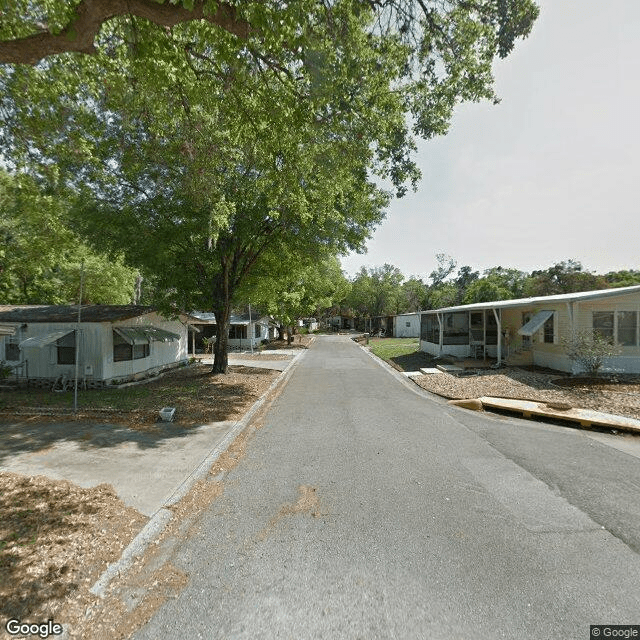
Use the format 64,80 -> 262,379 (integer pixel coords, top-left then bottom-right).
346,264 -> 405,318
0,170 -> 137,304
561,330 -> 621,377
245,252 -> 350,341
603,270 -> 640,288
462,278 -> 511,304
453,265 -> 479,304
525,260 -> 606,297
400,277 -> 428,312
460,266 -> 528,303
1,1 -> 539,372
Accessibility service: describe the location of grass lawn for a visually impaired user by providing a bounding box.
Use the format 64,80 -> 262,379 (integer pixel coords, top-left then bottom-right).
367,337 -> 437,372
368,337 -> 420,360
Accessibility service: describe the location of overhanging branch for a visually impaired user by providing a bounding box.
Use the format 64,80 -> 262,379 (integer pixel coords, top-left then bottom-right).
0,0 -> 250,65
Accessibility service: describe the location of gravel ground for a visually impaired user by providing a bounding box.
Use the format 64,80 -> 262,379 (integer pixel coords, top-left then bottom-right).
412,367 -> 640,421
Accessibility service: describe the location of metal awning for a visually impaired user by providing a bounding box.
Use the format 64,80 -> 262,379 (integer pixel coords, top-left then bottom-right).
0,325 -> 15,336
518,310 -> 554,337
142,326 -> 181,342
19,330 -> 74,349
114,326 -> 181,344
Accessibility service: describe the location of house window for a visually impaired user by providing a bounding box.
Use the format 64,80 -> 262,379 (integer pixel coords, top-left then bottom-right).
617,311 -> 637,346
593,312 -> 614,342
255,324 -> 261,339
133,343 -> 150,359
113,331 -> 150,362
405,322 -> 411,328
229,325 -> 247,339
57,332 -> 76,365
5,340 -> 19,361
543,315 -> 555,344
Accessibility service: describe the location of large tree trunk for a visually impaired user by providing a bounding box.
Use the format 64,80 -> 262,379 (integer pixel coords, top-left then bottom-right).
212,308 -> 230,374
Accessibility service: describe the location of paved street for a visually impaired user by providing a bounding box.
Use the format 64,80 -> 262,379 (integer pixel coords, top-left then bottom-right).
135,335 -> 640,640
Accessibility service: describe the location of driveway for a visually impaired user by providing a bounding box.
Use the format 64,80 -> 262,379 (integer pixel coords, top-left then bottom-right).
0,418 -> 241,517
131,334 -> 640,640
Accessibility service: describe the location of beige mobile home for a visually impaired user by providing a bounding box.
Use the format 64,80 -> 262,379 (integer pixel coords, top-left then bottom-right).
0,305 -> 191,387
420,285 -> 640,374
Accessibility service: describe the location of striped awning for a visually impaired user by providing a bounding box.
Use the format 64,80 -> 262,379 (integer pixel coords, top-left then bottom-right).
0,325 -> 15,336
19,330 -> 74,349
114,326 -> 181,344
518,310 -> 554,337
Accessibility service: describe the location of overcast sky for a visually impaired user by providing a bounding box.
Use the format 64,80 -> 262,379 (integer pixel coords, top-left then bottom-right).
341,0 -> 640,281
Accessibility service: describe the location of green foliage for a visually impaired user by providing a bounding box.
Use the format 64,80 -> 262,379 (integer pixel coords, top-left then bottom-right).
463,267 -> 528,303
244,251 -> 350,329
524,260 -> 607,297
561,330 -> 621,376
346,264 -> 405,317
0,0 -> 540,370
0,171 -> 137,304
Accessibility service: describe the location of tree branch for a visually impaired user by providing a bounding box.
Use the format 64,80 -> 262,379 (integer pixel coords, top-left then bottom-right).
0,0 -> 250,65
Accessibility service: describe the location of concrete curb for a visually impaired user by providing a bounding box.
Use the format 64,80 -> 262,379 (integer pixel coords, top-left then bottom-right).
89,348 -> 308,598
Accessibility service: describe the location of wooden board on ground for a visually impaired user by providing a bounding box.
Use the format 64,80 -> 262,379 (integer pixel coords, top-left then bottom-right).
478,396 -> 640,434
420,368 -> 443,375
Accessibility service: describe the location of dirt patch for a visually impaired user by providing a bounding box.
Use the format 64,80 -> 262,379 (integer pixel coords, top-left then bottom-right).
0,364 -> 279,430
0,473 -> 146,635
257,485 -> 323,541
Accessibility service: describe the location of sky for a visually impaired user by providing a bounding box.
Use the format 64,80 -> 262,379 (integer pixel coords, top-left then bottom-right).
340,0 -> 640,281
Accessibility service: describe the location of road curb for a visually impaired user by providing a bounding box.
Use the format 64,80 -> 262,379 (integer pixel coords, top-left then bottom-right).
89,348 -> 308,598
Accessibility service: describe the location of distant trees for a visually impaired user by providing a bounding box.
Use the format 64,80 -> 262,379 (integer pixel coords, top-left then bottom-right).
343,256 -> 640,318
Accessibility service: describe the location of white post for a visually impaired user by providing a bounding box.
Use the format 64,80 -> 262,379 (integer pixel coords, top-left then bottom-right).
249,304 -> 254,354
73,261 -> 84,413
493,308 -> 502,364
437,313 -> 444,355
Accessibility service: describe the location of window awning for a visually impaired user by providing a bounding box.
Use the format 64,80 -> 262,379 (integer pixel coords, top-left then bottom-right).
19,330 -> 74,349
518,310 -> 554,337
0,325 -> 15,336
114,326 -> 181,344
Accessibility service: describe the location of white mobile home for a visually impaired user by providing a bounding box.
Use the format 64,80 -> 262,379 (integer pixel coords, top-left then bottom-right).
420,285 -> 640,374
393,313 -> 421,338
189,312 -> 273,352
0,305 -> 191,387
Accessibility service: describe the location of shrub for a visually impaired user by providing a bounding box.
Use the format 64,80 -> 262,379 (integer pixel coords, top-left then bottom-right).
561,330 -> 621,376
0,360 -> 12,380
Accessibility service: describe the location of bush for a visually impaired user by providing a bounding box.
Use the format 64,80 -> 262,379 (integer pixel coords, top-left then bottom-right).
561,330 -> 621,376
0,360 -> 12,380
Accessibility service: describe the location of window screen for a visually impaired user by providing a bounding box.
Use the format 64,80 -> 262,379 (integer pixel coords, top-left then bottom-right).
617,311 -> 637,346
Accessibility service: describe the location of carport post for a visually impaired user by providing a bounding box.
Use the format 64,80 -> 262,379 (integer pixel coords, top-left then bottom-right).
492,307 -> 502,364
436,313 -> 443,355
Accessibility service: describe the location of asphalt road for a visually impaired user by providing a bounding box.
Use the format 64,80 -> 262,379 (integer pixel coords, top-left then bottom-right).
134,335 -> 640,640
